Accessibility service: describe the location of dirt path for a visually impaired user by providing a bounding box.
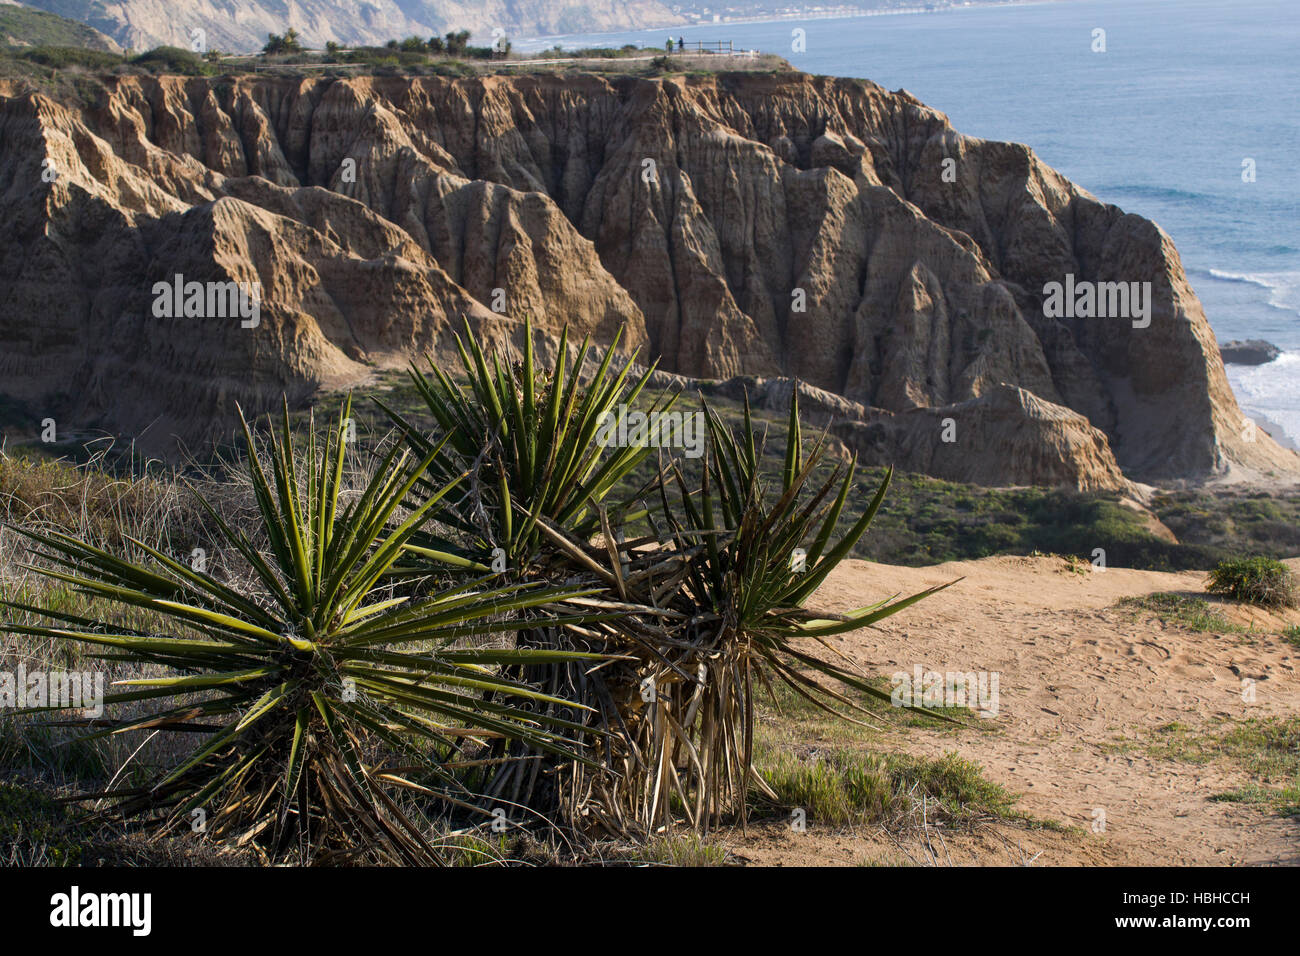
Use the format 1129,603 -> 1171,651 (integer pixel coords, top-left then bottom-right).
768,555 -> 1300,865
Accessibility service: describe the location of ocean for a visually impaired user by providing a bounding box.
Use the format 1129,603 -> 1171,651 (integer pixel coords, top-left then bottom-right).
517,0 -> 1300,446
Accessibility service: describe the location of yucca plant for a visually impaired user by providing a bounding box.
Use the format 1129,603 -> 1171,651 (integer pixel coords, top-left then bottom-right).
528,389 -> 955,833
0,399 -> 605,863
630,390 -> 955,829
378,321 -> 685,815
377,319 -> 674,572
379,321 -> 952,837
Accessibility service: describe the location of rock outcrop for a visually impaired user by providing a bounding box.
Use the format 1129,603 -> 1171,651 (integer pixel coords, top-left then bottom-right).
0,71 -> 1294,489
1219,339 -> 1281,366
832,385 -> 1134,492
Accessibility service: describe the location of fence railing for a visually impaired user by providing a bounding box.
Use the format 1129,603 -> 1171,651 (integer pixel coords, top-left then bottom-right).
673,40 -> 735,54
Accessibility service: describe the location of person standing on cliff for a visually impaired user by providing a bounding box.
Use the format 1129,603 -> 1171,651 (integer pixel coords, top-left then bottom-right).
666,38 -> 673,52
679,36 -> 686,53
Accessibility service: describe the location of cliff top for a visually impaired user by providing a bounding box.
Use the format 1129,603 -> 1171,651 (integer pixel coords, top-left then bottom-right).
0,39 -> 796,87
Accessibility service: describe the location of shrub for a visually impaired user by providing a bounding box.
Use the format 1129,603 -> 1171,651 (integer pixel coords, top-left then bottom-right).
444,30 -> 470,56
1206,556 -> 1297,608
15,46 -> 124,70
383,321 -> 952,834
340,46 -> 429,69
1,399 -> 603,863
130,46 -> 211,75
538,45 -> 636,59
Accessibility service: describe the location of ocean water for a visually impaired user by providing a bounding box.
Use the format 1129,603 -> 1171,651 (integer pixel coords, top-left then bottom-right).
519,0 -> 1300,445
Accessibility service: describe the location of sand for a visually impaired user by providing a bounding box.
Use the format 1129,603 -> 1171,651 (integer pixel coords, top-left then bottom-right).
722,555 -> 1300,866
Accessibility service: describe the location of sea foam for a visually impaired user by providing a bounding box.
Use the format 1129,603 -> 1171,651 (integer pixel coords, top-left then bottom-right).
1226,351 -> 1300,451
1208,269 -> 1300,317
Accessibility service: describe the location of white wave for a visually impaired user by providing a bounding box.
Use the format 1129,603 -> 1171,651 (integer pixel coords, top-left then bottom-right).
1226,351 -> 1300,449
1207,269 -> 1300,315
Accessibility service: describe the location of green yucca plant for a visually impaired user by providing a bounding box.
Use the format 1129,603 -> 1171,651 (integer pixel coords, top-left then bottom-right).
1,399 -> 605,863
378,320 -> 683,813
673,390 -> 951,703
377,320 -> 674,572
639,390 -> 954,826
549,388 -> 956,833
377,318 -> 953,836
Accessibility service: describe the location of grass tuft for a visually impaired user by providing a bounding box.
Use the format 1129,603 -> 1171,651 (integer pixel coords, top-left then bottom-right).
1115,592 -> 1245,634
753,747 -> 1017,830
1124,718 -> 1300,819
624,833 -> 729,867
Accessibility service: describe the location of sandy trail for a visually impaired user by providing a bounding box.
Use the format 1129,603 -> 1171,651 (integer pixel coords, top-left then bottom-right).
782,555 -> 1300,865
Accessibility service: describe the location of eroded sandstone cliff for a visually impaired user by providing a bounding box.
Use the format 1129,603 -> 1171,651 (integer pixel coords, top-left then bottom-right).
0,71 -> 1292,487
15,1 -> 683,56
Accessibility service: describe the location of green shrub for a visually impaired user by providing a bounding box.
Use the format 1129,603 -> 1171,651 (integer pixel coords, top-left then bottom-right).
130,45 -> 212,75
1,399 -> 603,864
538,45 -> 639,59
263,28 -> 302,55
15,46 -> 124,70
1206,556 -> 1297,608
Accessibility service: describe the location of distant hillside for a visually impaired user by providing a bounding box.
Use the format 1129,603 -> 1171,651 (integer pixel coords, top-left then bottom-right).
0,3 -> 119,51
12,1 -> 684,54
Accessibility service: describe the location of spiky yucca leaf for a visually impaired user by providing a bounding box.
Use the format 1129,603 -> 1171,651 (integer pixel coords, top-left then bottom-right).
681,391 -> 954,699
618,388 -> 957,829
0,398 -> 606,863
378,319 -> 675,571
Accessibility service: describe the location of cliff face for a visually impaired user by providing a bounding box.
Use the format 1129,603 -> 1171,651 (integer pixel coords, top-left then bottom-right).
15,1 -> 683,56
0,72 -> 1293,487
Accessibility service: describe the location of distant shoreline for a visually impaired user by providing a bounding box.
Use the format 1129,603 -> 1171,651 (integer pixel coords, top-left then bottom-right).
517,0 -> 1063,49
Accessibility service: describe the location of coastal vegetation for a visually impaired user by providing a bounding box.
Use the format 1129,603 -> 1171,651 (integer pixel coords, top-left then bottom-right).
5,378 -> 1299,576
0,6 -> 117,52
1205,556 -> 1297,608
0,326 -> 955,863
4,349 -> 1296,864
0,30 -> 783,82
1,34 -> 1296,869
1112,718 -> 1300,819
